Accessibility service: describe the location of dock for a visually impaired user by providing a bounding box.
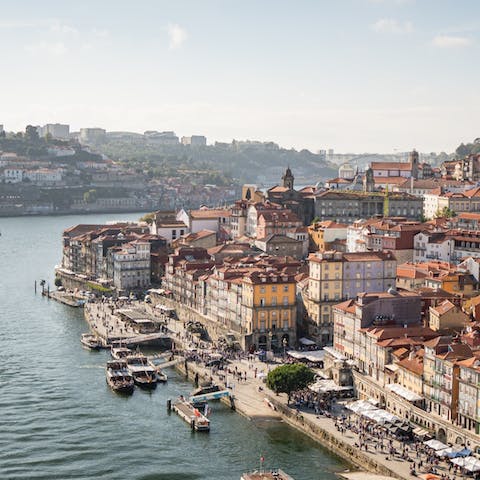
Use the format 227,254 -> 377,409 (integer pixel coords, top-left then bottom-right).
43,290 -> 85,307
171,399 -> 210,431
84,301 -> 172,347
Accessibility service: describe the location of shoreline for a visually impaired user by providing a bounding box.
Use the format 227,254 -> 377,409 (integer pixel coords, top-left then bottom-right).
81,298 -> 412,479
0,208 -> 148,219
173,357 -> 406,479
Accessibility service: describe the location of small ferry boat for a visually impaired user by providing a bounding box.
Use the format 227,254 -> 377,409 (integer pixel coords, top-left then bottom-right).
81,333 -> 102,350
111,346 -> 133,359
106,360 -> 134,395
125,355 -> 158,389
241,469 -> 295,480
191,383 -> 221,397
172,396 -> 210,431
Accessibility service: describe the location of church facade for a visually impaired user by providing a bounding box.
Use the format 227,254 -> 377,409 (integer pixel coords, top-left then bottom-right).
265,167 -> 316,225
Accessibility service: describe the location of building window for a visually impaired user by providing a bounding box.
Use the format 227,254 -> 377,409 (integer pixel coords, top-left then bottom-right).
283,296 -> 288,305
272,297 -> 277,306
260,298 -> 265,306
272,285 -> 277,292
260,286 -> 266,293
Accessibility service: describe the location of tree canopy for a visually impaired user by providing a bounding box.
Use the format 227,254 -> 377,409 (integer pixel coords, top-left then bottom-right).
266,363 -> 315,403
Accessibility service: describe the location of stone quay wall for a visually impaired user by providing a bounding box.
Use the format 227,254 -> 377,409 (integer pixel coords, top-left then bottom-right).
264,395 -> 405,479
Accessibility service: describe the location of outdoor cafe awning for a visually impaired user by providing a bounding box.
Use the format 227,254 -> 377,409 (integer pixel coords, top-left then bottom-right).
287,350 -> 325,363
412,426 -> 431,439
424,439 -> 448,451
385,383 -> 423,402
299,337 -> 316,346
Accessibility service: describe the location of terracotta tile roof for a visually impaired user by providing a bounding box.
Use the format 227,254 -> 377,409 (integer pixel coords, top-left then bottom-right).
374,177 -> 410,185
397,354 -> 424,376
371,161 -> 413,171
430,299 -> 456,316
190,209 -> 231,219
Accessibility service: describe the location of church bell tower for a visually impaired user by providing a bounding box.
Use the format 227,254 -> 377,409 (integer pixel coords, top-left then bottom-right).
282,166 -> 294,190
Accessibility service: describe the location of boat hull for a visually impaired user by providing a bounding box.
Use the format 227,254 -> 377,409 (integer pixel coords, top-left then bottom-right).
106,378 -> 134,395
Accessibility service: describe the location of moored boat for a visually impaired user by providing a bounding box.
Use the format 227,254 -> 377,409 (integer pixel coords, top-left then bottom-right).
111,346 -> 133,359
125,355 -> 158,389
106,360 -> 135,395
81,333 -> 102,350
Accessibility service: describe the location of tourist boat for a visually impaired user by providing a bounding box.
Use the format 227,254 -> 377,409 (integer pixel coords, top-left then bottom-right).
111,346 -> 133,359
191,383 -> 221,397
125,355 -> 158,389
81,333 -> 102,350
106,360 -> 134,395
241,469 -> 294,480
172,396 -> 210,431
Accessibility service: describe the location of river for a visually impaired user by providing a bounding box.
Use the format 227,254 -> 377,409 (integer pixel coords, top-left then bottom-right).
0,213 -> 347,480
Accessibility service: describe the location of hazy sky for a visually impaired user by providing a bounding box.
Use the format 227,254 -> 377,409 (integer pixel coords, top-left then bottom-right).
1,0 -> 479,153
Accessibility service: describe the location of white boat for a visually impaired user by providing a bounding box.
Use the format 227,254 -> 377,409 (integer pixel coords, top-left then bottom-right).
111,346 -> 133,359
81,333 -> 102,350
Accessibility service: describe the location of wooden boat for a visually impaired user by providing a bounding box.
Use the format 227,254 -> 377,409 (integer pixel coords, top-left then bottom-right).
125,355 -> 157,389
81,333 -> 102,350
106,360 -> 134,395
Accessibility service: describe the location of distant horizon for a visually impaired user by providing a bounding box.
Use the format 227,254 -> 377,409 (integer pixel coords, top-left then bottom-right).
0,122 -> 463,156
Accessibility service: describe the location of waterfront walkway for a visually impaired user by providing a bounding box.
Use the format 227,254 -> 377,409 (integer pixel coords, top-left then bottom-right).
165,314 -> 472,480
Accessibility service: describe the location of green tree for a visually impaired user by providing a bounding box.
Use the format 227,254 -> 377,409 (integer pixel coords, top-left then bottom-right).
83,189 -> 97,203
139,212 -> 155,224
435,206 -> 456,219
266,363 -> 315,403
25,125 -> 39,142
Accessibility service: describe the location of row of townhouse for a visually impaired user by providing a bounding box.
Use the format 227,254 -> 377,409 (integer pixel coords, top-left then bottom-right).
162,247 -> 300,351
331,290 -> 480,443
414,229 -> 480,263
60,223 -> 166,291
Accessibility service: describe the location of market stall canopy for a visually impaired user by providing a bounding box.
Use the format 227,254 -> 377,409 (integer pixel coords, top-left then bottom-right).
345,400 -> 378,414
385,383 -> 423,402
424,439 -> 448,451
298,337 -> 316,346
451,456 -> 480,472
287,350 -> 325,363
413,426 -> 431,439
437,446 -> 472,458
309,379 -> 353,394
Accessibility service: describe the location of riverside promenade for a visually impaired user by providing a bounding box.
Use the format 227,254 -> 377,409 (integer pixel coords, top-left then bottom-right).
166,313 -> 471,480
89,302 -> 468,479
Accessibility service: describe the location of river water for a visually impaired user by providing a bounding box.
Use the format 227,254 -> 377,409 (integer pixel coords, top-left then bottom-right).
0,213 -> 347,480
